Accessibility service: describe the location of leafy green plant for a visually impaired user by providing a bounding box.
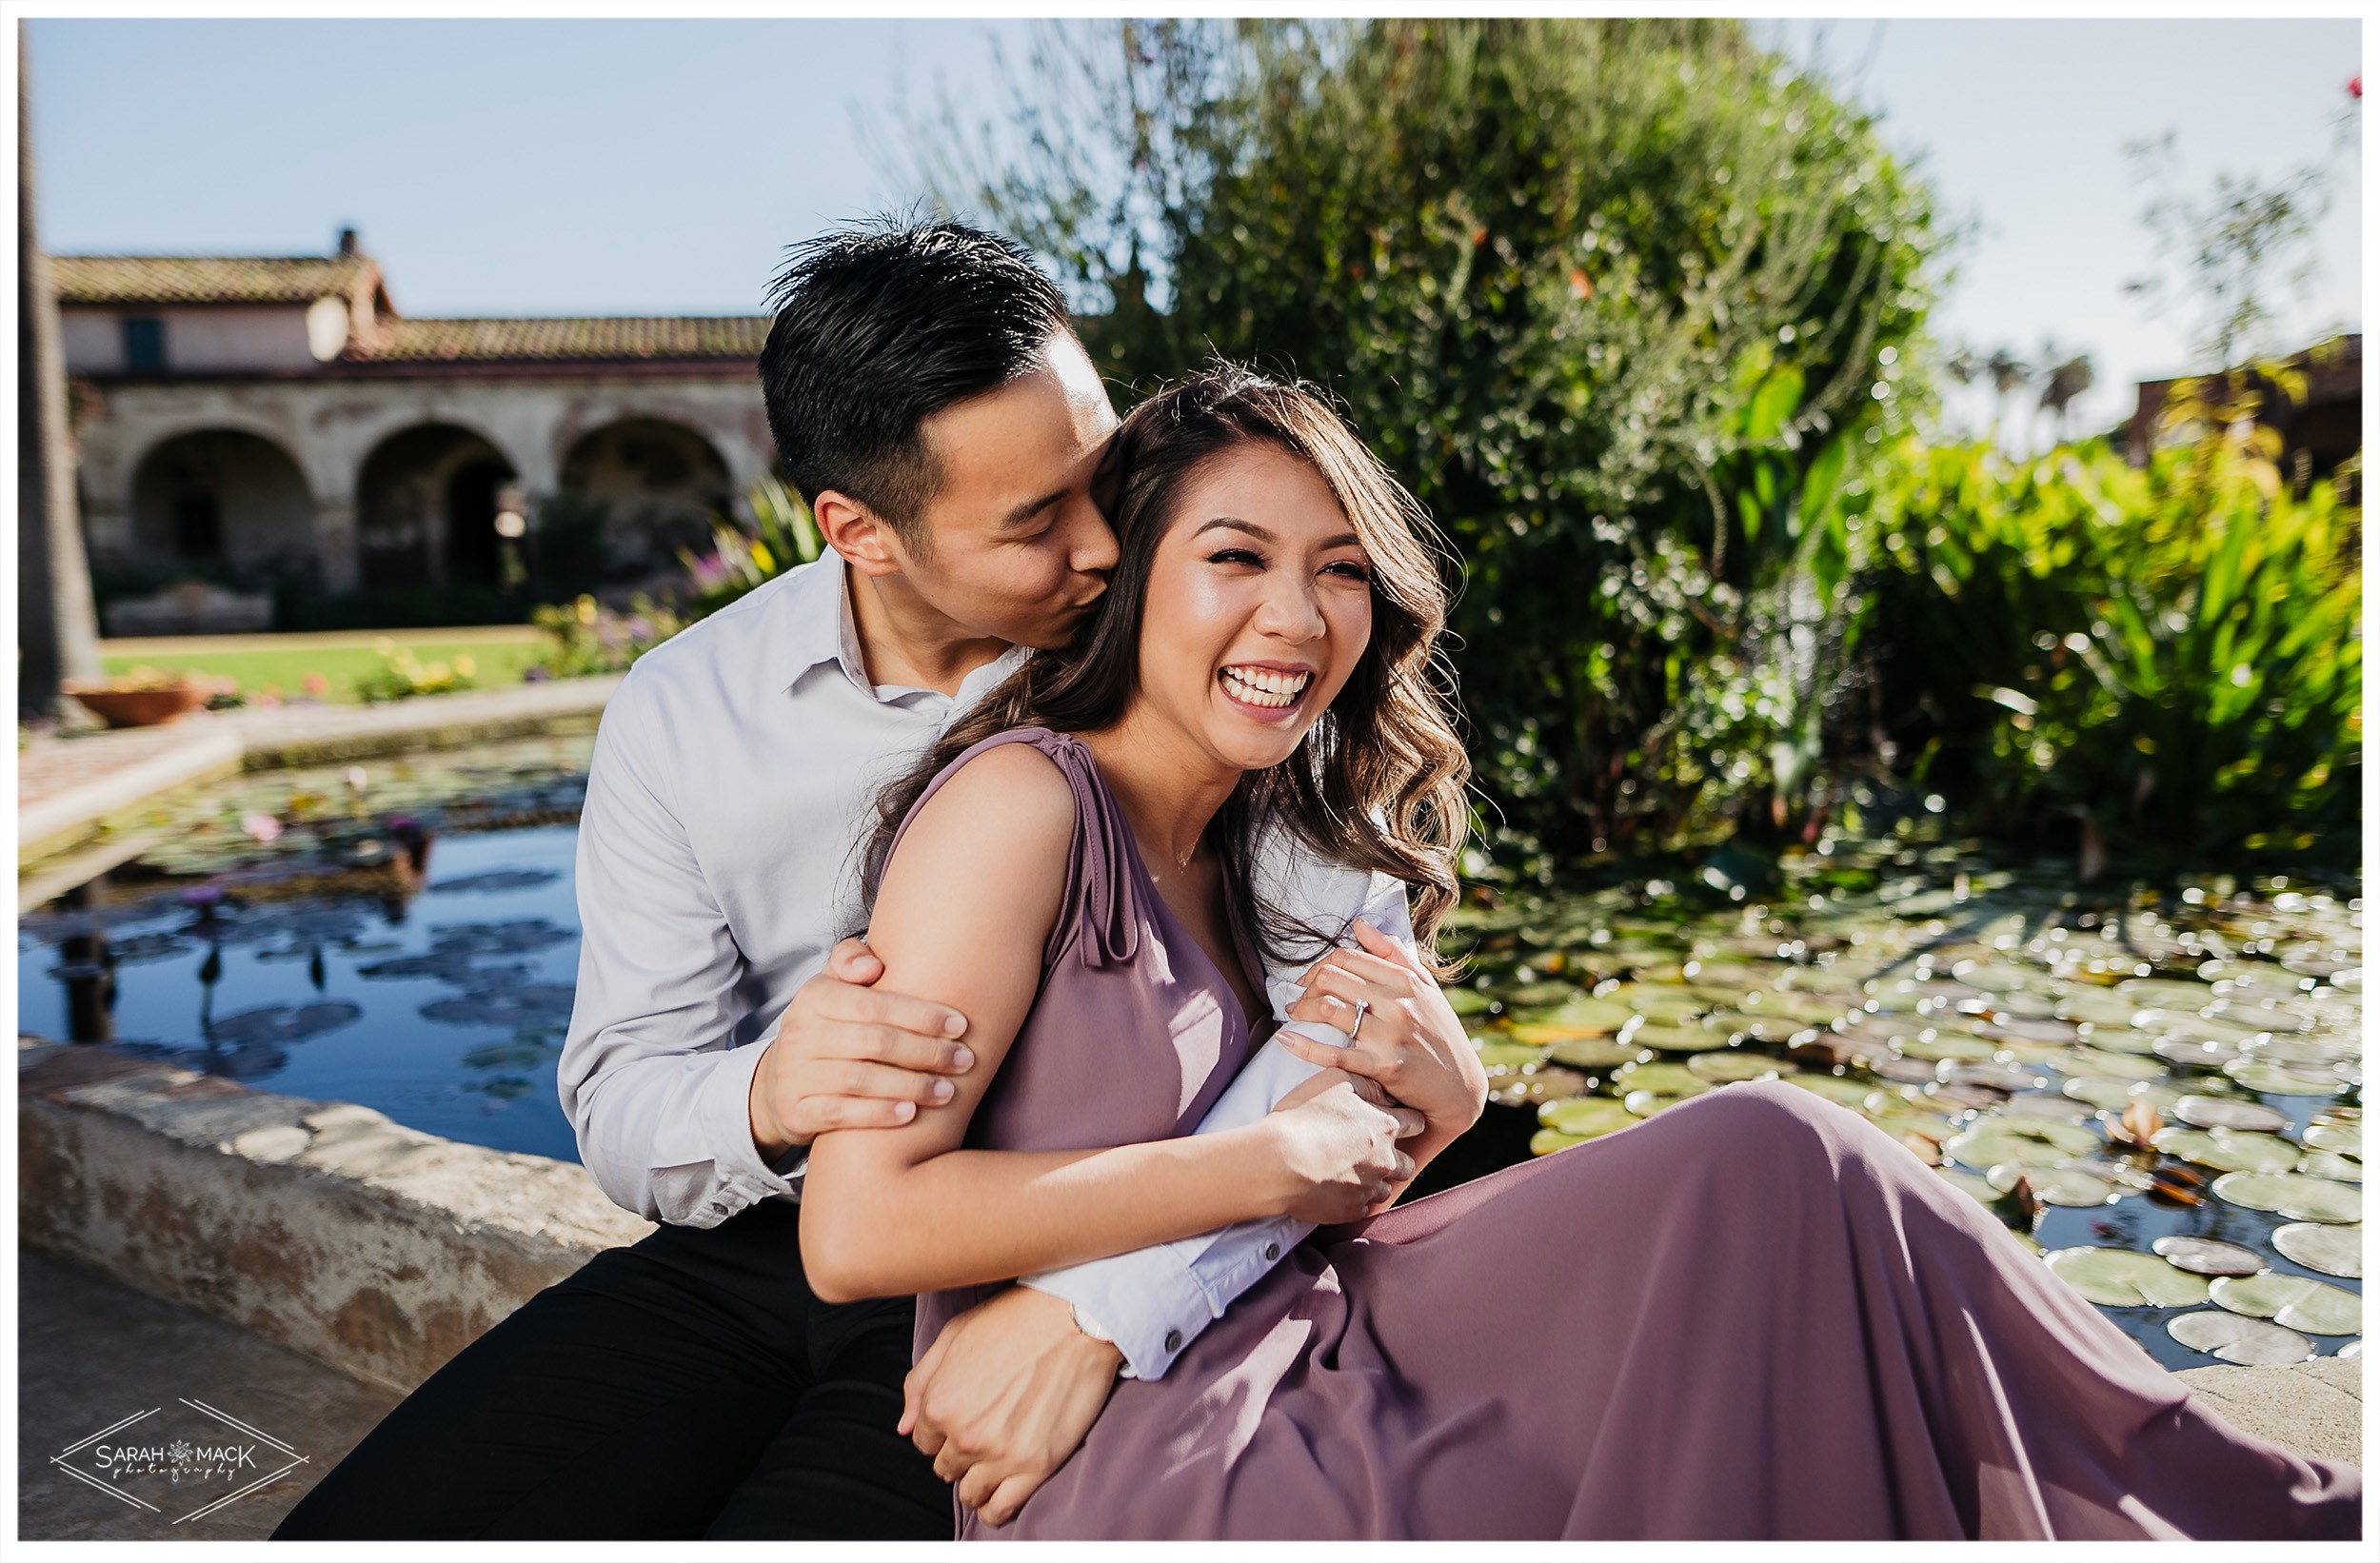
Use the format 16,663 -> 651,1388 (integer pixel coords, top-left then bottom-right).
939,17 -> 1950,856
353,641 -> 481,704
679,475 -> 823,621
1869,425 -> 2359,867
527,595 -> 685,680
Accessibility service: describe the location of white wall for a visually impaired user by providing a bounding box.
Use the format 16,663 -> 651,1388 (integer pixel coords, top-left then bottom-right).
59,305 -> 323,374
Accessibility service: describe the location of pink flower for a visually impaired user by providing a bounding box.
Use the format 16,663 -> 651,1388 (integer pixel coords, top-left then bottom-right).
303,672 -> 329,696
241,812 -> 285,843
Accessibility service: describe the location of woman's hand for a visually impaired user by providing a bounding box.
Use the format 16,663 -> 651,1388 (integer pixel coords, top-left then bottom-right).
1277,919 -> 1488,1156
1261,1068 -> 1419,1224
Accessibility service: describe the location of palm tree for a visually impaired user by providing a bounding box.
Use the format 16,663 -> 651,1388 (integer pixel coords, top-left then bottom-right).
2037,351 -> 2096,445
1983,347 -> 2033,445
17,24 -> 104,715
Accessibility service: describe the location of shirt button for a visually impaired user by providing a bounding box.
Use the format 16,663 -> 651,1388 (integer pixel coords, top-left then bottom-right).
1163,1330 -> 1182,1353
1262,1243 -> 1280,1260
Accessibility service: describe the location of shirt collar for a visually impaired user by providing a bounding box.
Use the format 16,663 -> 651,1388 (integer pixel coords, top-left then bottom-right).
789,549 -> 1031,703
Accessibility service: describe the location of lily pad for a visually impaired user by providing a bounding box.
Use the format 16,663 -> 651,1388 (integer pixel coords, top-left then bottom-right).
420,983 -> 577,1027
1529,1127 -> 1592,1156
1603,985 -> 1711,1026
1621,1088 -> 1701,1118
2167,1311 -> 2313,1365
2297,1150 -> 2363,1184
2208,1273 -> 2364,1336
2151,1236 -> 2266,1277
2056,989 -> 2147,1027
2000,1093 -> 2094,1123
2056,1046 -> 2166,1080
2303,1120 -> 2363,1157
2223,1059 -> 2347,1097
2270,1222 -> 2362,1279
1991,1163 -> 2118,1207
1613,1060 -> 1706,1097
1934,1167 -> 2000,1207
2149,1127 -> 2304,1176
2044,1247 -> 2211,1308
2210,1172 -> 2363,1224
2153,1037 -> 2247,1071
1780,1073 -> 1885,1111
1536,1096 -> 1637,1139
2061,1077 -> 2180,1113
426,867 -> 563,895
208,1000 -> 364,1044
1945,1119 -> 2102,1171
2172,1095 -> 2291,1133
1542,1038 -> 1650,1071
1894,1032 -> 1999,1062
1486,1065 -> 1589,1108
1508,995 -> 1635,1036
1632,1021 -> 1735,1054
1686,1049 -> 1781,1083
1474,1039 -> 1551,1072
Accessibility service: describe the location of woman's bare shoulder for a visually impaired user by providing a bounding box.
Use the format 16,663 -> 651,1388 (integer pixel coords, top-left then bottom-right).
884,738 -> 1079,890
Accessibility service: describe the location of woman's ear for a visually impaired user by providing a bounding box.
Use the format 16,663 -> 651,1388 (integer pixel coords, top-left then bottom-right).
815,488 -> 903,576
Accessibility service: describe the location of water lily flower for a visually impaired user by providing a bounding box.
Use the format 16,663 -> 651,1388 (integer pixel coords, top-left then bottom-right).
343,765 -> 368,791
241,812 -> 285,843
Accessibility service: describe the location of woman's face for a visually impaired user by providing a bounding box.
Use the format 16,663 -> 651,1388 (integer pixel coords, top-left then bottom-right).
1131,440 -> 1375,775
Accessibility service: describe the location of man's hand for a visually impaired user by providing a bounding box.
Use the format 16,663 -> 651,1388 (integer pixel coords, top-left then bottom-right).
1260,1067 -> 1421,1224
748,936 -> 976,1158
1277,919 -> 1487,1149
901,1286 -> 1121,1528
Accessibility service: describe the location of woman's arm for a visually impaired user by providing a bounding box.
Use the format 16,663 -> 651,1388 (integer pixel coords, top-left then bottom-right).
799,742 -> 1408,1304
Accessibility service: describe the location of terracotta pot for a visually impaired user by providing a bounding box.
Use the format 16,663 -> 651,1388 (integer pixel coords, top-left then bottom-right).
61,683 -> 211,729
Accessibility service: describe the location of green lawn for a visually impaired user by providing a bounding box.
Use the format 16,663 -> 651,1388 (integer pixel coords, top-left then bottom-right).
99,626 -> 547,704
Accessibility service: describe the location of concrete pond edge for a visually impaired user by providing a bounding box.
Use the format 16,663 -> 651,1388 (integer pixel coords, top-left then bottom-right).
19,1036 -> 654,1395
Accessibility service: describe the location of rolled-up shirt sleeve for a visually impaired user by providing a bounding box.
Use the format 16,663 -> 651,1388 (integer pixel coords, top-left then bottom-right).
557,675 -> 798,1227
1025,868 -> 1418,1378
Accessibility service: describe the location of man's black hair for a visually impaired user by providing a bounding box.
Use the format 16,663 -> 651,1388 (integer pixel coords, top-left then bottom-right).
758,217 -> 1073,545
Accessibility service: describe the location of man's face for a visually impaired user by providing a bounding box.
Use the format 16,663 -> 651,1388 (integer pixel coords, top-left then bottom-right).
891,333 -> 1121,650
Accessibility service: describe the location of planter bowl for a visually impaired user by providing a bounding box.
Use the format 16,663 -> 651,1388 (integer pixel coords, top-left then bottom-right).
62,683 -> 211,729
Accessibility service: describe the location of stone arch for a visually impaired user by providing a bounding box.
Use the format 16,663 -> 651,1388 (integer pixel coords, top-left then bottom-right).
356,423 -> 522,589
127,428 -> 316,575
556,417 -> 735,579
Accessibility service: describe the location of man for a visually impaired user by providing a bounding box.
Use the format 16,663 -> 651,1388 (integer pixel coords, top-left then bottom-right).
273,219 -> 1465,1541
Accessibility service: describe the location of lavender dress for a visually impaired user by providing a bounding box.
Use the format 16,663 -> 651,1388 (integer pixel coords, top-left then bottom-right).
900,728 -> 2361,1541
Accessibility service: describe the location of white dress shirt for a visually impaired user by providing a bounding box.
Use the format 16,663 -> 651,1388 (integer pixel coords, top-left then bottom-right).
558,549 -> 1410,1378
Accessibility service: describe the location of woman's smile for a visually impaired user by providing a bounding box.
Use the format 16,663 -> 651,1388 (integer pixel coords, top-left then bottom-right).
1217,661 -> 1316,718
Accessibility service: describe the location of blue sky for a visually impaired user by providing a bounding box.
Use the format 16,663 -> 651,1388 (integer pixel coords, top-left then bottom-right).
23,15 -> 2363,447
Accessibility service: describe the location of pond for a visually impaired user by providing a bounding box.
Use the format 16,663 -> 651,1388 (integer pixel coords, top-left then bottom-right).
19,737 -> 2362,1372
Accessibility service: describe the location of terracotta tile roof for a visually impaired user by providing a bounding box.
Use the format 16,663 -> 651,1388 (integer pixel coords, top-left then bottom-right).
358,315 -> 772,362
52,254 -> 375,307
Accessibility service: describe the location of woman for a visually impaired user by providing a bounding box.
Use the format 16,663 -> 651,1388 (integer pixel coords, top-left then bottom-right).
799,366 -> 2361,1540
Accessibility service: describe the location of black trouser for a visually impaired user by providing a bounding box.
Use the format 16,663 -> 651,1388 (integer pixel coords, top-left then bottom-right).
269,1197 -> 950,1539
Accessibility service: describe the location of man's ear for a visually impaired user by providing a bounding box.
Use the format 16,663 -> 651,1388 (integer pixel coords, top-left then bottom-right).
814,489 -> 903,578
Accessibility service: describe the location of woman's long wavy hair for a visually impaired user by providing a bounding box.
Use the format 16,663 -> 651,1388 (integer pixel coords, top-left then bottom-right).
863,364 -> 1471,973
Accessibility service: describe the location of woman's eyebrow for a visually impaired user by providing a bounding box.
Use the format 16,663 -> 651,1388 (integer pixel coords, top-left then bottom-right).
1192,516 -> 1364,550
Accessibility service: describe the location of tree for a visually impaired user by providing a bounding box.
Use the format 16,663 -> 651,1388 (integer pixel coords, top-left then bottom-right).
17,23 -> 104,717
934,18 -> 1950,856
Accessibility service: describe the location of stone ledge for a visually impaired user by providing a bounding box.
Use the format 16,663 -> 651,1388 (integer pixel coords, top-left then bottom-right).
2172,1356 -> 2362,1469
18,1037 -> 654,1394
17,672 -> 621,864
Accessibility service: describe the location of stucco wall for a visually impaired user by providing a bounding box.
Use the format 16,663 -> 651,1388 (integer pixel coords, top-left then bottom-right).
62,306 -> 324,375
75,372 -> 777,593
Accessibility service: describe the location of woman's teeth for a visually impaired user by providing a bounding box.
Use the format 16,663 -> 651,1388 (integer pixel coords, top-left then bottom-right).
1220,665 -> 1310,709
